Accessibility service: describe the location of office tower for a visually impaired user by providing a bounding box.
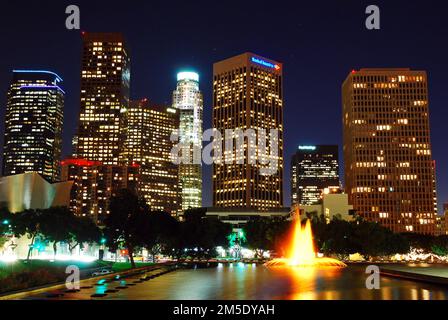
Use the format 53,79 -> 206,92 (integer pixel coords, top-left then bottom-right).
342,68 -> 437,234
2,70 -> 64,182
60,158 -> 139,224
291,145 -> 340,206
127,99 -> 180,215
213,53 -> 284,210
76,32 -> 130,165
172,72 -> 203,211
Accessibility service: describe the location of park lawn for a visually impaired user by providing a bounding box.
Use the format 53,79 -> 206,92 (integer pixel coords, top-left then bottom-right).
0,259 -> 110,279
0,259 -> 113,294
0,260 -> 154,294
111,262 -> 154,272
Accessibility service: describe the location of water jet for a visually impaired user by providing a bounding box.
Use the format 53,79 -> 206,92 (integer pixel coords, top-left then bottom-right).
265,219 -> 346,268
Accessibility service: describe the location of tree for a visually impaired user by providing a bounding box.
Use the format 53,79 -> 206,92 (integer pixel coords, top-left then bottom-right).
39,207 -> 75,258
0,207 -> 12,235
68,216 -> 101,254
12,209 -> 44,261
135,211 -> 179,262
318,219 -> 356,258
104,189 -> 147,268
244,219 -> 270,258
180,208 -> 232,259
432,235 -> 448,256
244,218 -> 290,258
351,220 -> 410,260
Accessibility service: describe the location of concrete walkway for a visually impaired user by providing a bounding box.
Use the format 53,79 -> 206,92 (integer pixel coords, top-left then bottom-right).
380,264 -> 448,286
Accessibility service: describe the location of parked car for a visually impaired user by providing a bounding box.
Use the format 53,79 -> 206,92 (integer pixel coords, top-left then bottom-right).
92,269 -> 113,277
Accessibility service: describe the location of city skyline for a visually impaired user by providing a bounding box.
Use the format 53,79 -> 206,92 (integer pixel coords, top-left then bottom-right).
0,1 -> 447,212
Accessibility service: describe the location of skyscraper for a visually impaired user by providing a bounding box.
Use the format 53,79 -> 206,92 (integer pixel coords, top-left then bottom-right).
76,32 -> 130,165
2,70 -> 64,182
291,145 -> 340,206
213,53 -> 284,211
172,72 -> 203,211
342,68 -> 437,234
127,99 -> 180,215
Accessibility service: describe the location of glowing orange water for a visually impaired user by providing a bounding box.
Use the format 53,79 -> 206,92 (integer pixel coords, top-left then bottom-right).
265,219 -> 346,268
289,219 -> 316,266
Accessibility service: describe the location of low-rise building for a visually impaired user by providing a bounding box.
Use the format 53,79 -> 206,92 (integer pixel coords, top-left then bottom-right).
435,214 -> 446,236
435,204 -> 448,236
294,193 -> 354,223
205,207 -> 291,228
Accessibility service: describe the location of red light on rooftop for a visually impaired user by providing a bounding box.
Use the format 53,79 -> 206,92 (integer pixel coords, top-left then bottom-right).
131,162 -> 140,168
351,70 -> 357,74
61,158 -> 102,167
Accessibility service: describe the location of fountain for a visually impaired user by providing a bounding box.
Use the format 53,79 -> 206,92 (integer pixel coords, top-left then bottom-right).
265,219 -> 346,268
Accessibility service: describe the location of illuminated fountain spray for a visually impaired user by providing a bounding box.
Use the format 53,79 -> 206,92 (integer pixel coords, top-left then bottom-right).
265,219 -> 346,268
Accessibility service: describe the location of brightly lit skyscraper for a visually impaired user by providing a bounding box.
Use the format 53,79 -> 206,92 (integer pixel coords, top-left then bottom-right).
212,52 -> 284,211
127,99 -> 180,215
76,32 -> 130,165
2,70 -> 64,182
291,145 -> 340,206
343,68 -> 437,234
172,71 -> 203,212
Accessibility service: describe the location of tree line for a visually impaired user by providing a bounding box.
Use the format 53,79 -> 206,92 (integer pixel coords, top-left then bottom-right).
3,189 -> 447,265
243,213 -> 448,260
0,206 -> 101,260
103,189 -> 232,268
0,189 -> 233,268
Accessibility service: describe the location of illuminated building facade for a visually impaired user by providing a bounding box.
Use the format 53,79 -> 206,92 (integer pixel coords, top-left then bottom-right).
127,99 -> 180,215
60,158 -> 139,224
291,145 -> 340,205
205,207 -> 290,228
2,70 -> 64,182
172,72 -> 203,211
342,68 -> 437,234
439,203 -> 448,236
213,53 -> 284,211
296,193 -> 354,224
76,32 -> 130,165
0,172 -> 72,213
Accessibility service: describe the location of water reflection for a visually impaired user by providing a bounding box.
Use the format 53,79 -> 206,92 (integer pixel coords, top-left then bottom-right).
126,265 -> 448,300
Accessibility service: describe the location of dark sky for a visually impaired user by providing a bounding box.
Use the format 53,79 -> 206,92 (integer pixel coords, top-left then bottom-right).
0,0 -> 447,212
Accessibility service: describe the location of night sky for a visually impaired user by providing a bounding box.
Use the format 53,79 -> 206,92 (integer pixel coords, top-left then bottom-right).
0,0 -> 447,211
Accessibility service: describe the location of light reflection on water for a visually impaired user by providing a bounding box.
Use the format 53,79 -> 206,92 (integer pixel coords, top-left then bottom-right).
124,264 -> 448,300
